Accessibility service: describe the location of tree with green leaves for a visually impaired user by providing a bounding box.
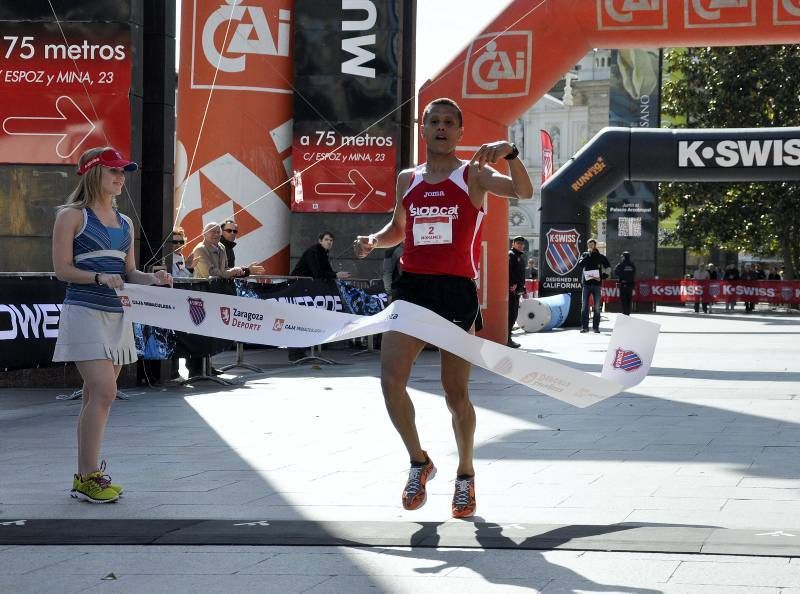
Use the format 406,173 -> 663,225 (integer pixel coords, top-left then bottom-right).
661,45 -> 800,279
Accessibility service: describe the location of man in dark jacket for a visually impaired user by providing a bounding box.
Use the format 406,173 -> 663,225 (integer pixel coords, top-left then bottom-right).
507,236 -> 527,347
613,251 -> 636,316
291,231 -> 350,280
578,238 -> 610,333
219,219 -> 265,275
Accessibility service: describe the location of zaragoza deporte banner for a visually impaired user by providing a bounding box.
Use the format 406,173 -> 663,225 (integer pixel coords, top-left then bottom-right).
175,0 -> 294,274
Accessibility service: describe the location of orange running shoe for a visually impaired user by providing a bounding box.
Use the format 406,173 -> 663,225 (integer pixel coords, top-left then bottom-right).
401,452 -> 436,510
451,475 -> 476,518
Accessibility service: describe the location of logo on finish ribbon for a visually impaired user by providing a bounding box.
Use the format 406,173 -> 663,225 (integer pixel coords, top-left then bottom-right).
188,297 -> 206,326
612,348 -> 643,372
685,0 -> 756,28
597,0 -> 668,30
462,31 -> 532,99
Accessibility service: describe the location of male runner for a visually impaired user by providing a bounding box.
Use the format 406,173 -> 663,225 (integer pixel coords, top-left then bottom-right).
355,97 -> 533,518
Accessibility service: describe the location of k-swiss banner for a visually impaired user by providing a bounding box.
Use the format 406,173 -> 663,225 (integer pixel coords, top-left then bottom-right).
117,284 -> 661,408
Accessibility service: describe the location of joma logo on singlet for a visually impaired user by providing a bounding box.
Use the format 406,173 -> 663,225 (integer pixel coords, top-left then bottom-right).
409,204 -> 459,217
423,191 -> 445,197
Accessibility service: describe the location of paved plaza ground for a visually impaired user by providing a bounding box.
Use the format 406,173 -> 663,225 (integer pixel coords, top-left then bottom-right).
1,304 -> 800,592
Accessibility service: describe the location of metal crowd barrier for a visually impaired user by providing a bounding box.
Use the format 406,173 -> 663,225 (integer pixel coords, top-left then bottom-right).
346,278 -> 385,357
239,274 -> 337,366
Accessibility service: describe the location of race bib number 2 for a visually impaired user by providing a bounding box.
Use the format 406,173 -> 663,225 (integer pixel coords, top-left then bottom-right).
412,216 -> 453,246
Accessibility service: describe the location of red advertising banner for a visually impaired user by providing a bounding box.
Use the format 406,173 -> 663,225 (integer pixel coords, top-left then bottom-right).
290,0 -> 405,214
524,279 -> 800,305
0,23 -> 132,164
174,0 -> 294,274
291,135 -> 396,213
540,129 -> 553,185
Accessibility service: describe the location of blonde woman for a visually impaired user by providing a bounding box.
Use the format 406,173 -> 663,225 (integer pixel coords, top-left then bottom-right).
52,147 -> 172,503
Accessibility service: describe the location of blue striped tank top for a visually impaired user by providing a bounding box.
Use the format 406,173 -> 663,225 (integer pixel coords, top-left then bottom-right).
64,208 -> 131,312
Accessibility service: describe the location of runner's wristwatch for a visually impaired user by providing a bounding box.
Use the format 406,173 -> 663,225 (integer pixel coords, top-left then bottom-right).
504,143 -> 519,160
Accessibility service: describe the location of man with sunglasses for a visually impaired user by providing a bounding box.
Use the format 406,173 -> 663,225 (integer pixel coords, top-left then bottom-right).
218,219 -> 265,276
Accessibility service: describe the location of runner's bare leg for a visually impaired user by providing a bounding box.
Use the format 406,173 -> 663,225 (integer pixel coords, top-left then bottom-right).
440,348 -> 475,476
380,330 -> 427,462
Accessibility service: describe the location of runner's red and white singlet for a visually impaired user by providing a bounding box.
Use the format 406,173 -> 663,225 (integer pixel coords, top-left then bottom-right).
400,161 -> 484,279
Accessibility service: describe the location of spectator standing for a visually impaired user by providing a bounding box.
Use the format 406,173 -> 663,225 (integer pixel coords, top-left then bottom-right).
613,251 -> 636,316
723,263 -> 739,312
741,263 -> 757,312
693,264 -> 710,313
52,146 -> 172,503
578,238 -> 610,333
292,231 -> 350,280
768,266 -> 782,280
527,258 -> 538,280
507,236 -> 526,347
288,231 -> 350,362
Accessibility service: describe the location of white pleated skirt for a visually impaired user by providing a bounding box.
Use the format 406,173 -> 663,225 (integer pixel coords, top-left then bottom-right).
53,304 -> 137,365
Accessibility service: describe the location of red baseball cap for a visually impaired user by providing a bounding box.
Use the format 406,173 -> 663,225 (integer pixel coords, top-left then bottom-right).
77,148 -> 138,176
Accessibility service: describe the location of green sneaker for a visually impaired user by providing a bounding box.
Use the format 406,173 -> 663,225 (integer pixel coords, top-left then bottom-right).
70,460 -> 123,498
71,475 -> 123,498
73,471 -> 120,503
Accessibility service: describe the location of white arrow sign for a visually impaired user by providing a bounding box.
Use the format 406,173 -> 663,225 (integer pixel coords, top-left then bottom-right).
2,95 -> 96,159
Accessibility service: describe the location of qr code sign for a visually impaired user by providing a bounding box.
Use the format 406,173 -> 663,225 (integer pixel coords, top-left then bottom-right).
618,217 -> 642,237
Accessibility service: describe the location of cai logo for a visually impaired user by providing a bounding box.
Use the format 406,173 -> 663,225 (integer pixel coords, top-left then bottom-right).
781,286 -> 793,301
462,31 -> 532,99
272,318 -> 285,331
192,0 -> 293,93
220,306 -> 231,325
775,0 -> 800,24
597,0 -> 668,30
119,296 -> 131,307
188,297 -> 206,326
638,283 -> 651,298
685,0 -> 756,28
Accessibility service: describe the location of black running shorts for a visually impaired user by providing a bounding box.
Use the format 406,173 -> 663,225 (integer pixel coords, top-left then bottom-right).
392,272 -> 482,332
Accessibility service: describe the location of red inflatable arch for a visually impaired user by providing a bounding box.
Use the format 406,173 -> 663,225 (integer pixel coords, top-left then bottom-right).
419,0 -> 800,343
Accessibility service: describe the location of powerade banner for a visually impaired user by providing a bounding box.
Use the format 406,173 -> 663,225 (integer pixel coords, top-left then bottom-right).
0,276 -> 64,371
606,48 -> 660,281
291,0 -> 404,213
0,21 -> 132,165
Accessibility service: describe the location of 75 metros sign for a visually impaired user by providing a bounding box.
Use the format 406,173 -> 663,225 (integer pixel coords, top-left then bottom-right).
0,22 -> 131,165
